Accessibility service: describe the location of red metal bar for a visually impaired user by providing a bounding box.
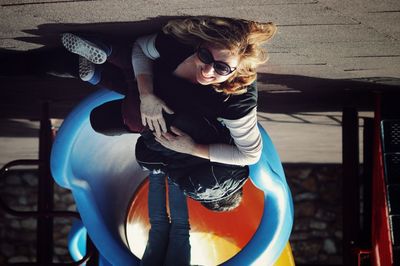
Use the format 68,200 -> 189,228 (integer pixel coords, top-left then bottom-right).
356,248 -> 372,266
371,94 -> 393,266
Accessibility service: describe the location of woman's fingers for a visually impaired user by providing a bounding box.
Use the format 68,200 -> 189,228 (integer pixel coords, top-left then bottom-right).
141,113 -> 147,127
152,119 -> 162,137
147,118 -> 155,131
154,134 -> 168,145
162,103 -> 174,114
161,132 -> 175,141
139,94 -> 174,134
154,129 -> 194,155
154,135 -> 162,144
158,117 -> 167,133
140,96 -> 172,133
143,115 -> 167,137
170,126 -> 185,136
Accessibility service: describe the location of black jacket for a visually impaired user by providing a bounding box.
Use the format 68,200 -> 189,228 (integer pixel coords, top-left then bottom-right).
135,113 -> 249,203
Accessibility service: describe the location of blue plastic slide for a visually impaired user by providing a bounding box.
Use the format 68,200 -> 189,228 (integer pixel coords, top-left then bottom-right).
50,88 -> 294,265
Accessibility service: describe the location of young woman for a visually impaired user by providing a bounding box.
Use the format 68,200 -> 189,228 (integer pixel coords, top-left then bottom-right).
63,16 -> 276,164
60,18 -> 276,265
61,17 -> 277,210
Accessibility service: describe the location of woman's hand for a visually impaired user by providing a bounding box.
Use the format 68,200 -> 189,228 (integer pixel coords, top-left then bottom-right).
154,126 -> 196,154
140,93 -> 174,137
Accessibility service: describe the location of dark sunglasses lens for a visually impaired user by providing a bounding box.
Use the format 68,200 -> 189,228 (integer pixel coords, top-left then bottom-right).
198,48 -> 213,64
214,63 -> 231,75
198,48 -> 232,76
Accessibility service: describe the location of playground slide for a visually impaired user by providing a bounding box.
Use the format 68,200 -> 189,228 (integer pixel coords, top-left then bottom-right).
50,88 -> 294,265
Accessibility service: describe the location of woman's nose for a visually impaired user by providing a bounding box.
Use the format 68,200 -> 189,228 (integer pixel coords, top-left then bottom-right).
202,63 -> 215,75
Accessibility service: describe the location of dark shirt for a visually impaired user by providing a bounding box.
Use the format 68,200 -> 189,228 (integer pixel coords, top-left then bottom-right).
135,113 -> 249,203
153,31 -> 258,120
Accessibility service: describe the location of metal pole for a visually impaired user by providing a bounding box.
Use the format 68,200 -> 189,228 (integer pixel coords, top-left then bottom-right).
361,117 -> 373,248
342,106 -> 360,266
37,102 -> 54,265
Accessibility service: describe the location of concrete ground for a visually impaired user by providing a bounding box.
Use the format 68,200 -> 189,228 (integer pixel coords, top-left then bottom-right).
1,0 -> 399,79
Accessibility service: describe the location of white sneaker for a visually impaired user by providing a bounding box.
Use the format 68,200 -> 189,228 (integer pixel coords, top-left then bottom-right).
61,33 -> 108,64
79,56 -> 95,81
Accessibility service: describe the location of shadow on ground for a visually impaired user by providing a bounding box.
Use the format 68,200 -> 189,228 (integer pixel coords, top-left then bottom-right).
1,20 -> 400,121
1,71 -> 399,121
14,16 -> 183,49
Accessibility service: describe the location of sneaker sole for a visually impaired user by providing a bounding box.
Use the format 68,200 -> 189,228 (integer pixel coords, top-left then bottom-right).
61,33 -> 107,64
79,56 -> 95,81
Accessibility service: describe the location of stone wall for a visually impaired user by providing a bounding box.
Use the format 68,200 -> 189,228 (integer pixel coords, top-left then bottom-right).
0,169 -> 76,264
286,164 -> 343,264
0,164 -> 343,265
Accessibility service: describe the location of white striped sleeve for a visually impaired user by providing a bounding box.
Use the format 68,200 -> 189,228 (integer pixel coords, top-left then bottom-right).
131,33 -> 160,76
209,107 -> 262,166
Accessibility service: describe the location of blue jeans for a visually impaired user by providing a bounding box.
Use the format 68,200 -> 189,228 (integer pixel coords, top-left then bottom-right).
140,172 -> 191,266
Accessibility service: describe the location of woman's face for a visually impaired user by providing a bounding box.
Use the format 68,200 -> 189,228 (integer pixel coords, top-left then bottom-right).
193,44 -> 240,85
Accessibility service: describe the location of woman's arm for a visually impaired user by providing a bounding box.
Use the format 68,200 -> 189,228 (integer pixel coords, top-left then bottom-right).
130,34 -> 174,136
207,108 -> 262,165
156,108 -> 262,166
131,33 -> 159,74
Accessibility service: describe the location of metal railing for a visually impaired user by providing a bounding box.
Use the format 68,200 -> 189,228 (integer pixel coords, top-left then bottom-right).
0,102 -> 97,265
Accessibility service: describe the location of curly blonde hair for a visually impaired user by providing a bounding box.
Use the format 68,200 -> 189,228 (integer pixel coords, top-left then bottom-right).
163,16 -> 277,95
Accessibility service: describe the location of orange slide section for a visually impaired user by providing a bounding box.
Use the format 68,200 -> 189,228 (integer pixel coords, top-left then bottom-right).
126,178 -> 294,265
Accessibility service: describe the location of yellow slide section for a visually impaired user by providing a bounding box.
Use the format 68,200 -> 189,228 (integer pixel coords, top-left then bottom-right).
275,243 -> 295,266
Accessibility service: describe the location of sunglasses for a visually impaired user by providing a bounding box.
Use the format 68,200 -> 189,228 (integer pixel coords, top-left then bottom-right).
197,47 -> 237,76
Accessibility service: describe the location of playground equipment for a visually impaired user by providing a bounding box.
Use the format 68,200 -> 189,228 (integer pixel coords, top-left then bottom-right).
50,88 -> 294,265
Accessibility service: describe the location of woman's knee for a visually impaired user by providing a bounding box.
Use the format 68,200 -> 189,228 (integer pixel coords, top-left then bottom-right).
90,100 -> 129,136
